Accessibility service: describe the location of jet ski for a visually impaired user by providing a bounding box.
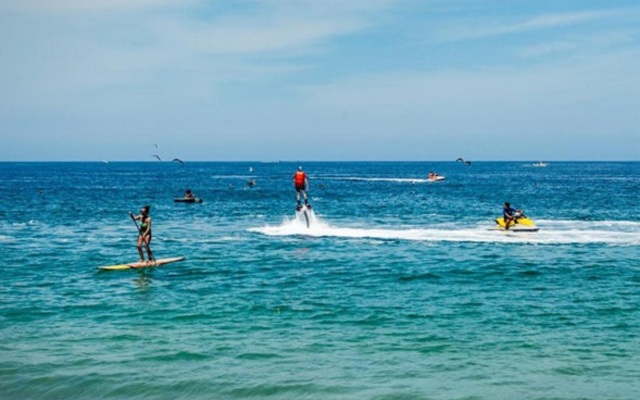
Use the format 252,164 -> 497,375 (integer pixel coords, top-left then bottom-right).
427,172 -> 445,182
493,212 -> 539,232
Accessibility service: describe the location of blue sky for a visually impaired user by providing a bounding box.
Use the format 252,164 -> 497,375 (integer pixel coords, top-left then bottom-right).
1,0 -> 639,161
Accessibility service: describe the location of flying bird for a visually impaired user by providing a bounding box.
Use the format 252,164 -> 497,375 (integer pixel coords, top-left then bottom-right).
151,154 -> 162,161
172,158 -> 184,165
456,157 -> 472,165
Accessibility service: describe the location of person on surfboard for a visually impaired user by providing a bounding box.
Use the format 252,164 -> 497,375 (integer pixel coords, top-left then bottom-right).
293,166 -> 311,211
130,206 -> 153,263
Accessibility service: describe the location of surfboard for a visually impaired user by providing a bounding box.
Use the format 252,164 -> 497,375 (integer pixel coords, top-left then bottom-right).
97,256 -> 186,271
174,198 -> 203,203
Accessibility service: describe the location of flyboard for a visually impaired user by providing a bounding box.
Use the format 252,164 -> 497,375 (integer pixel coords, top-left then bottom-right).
97,256 -> 186,271
296,205 -> 313,228
491,217 -> 539,232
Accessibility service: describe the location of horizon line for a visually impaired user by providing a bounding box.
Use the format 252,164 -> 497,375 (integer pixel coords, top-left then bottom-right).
1,160 -> 639,163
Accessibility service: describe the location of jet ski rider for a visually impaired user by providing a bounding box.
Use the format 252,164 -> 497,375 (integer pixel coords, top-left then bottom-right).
503,202 -> 521,230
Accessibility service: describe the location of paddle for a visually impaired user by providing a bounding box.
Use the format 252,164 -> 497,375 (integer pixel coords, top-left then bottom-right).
129,212 -> 156,263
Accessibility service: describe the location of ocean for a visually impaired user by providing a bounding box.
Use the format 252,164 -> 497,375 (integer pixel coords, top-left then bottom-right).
1,161 -> 639,399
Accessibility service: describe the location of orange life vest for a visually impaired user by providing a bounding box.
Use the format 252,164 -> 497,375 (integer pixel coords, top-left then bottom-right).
294,171 -> 306,186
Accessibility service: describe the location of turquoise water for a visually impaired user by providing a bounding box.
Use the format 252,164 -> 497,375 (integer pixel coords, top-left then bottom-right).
1,161 -> 639,400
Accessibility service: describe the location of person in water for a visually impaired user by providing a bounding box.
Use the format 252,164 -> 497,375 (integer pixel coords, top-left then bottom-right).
130,206 -> 153,263
293,166 -> 310,210
503,202 -> 520,229
184,189 -> 194,199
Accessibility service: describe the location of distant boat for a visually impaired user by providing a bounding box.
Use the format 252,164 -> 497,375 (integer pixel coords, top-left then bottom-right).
533,161 -> 548,167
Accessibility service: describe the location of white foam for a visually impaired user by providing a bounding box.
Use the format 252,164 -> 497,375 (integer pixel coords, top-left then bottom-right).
330,177 -> 430,184
250,217 -> 640,245
536,219 -> 640,229
0,235 -> 15,243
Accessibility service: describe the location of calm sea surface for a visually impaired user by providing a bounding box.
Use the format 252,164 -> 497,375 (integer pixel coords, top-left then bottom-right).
1,161 -> 639,399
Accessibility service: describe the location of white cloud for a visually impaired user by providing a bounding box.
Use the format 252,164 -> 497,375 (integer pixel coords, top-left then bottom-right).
154,16 -> 366,56
149,0 -> 397,55
0,0 -> 398,116
519,29 -> 638,58
2,1 -> 639,160
0,0 -> 189,13
295,48 -> 640,143
436,8 -> 640,42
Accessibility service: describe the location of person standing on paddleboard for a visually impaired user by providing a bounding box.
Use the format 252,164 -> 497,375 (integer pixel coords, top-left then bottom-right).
293,166 -> 311,211
130,206 -> 153,263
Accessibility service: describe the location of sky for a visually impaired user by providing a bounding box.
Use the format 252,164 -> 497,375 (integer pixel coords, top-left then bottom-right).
1,0 -> 639,161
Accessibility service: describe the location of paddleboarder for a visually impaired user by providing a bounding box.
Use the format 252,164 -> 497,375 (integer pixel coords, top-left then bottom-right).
129,205 -> 153,263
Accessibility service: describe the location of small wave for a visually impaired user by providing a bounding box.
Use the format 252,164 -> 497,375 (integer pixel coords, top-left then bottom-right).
211,174 -> 256,179
161,236 -> 239,244
10,220 -> 39,227
0,235 -> 15,243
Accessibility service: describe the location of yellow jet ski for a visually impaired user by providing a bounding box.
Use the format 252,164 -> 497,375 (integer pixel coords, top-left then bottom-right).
494,213 -> 539,232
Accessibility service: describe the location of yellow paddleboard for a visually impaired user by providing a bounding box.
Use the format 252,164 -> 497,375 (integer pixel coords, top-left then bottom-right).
97,256 -> 186,271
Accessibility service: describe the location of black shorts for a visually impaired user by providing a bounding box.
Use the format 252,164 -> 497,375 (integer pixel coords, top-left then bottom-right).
295,185 -> 305,192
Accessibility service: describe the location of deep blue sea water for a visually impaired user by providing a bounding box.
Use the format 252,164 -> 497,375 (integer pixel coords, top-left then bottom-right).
1,161 -> 639,400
